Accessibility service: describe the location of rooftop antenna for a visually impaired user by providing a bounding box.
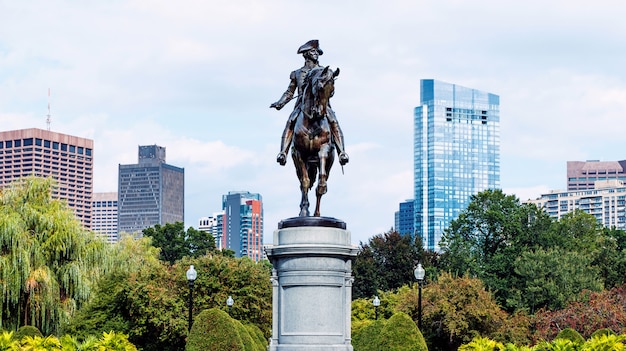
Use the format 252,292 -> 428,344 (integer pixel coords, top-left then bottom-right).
46,88 -> 51,131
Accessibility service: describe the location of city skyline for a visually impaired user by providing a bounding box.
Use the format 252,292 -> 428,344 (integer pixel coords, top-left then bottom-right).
2,1 -> 625,245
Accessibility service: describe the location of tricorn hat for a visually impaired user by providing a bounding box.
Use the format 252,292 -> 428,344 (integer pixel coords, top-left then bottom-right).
297,40 -> 323,55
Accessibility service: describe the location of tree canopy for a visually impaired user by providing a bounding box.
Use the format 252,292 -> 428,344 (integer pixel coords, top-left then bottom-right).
0,177 -> 110,335
352,230 -> 423,299
142,222 -> 216,264
439,189 -> 612,312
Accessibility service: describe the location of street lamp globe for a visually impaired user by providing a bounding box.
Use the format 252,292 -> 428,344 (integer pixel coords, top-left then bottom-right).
186,265 -> 197,282
227,295 -> 234,308
372,296 -> 380,307
414,263 -> 425,281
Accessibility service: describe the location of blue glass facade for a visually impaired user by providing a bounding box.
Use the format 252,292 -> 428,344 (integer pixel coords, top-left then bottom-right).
395,199 -> 415,236
414,80 -> 500,251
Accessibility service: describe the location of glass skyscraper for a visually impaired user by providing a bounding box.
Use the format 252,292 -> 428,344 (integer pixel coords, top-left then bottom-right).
414,79 -> 500,251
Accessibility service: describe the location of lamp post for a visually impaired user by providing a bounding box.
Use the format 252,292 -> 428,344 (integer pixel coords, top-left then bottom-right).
414,263 -> 425,330
227,295 -> 234,315
372,295 -> 380,320
186,265 -> 197,332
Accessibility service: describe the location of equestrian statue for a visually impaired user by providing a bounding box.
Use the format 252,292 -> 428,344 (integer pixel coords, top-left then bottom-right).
270,39 -> 348,217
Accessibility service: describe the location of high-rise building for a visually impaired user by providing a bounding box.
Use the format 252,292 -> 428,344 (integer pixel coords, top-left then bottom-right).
395,199 -> 415,236
221,191 -> 264,261
0,128 -> 93,227
117,145 -> 184,235
414,79 -> 500,251
567,160 -> 626,191
92,192 -> 118,243
198,212 -> 224,249
526,180 -> 626,230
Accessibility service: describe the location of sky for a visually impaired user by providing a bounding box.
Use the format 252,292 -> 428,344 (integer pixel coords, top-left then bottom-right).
1,0 -> 626,245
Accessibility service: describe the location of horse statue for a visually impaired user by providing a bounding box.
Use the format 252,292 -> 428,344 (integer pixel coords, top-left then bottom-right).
291,66 -> 341,217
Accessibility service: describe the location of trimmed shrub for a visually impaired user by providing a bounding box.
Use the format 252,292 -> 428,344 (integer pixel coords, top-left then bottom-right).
590,328 -> 616,339
13,325 -> 43,340
379,312 -> 428,351
352,319 -> 385,351
186,308 -> 247,351
244,323 -> 267,350
555,328 -> 585,345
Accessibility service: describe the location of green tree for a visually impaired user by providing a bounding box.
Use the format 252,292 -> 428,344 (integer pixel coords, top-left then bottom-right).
66,242 -> 272,351
65,236 -> 185,351
353,230 -> 423,299
439,190 -> 610,313
175,255 -> 272,337
511,248 -> 603,311
416,272 -> 510,351
142,222 -> 216,264
596,227 -> 626,289
0,177 -> 110,334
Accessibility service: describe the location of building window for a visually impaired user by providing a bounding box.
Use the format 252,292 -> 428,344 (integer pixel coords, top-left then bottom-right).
14,140 -> 21,147
23,138 -> 33,146
5,141 -> 12,148
61,144 -> 68,151
53,142 -> 59,150
86,148 -> 92,156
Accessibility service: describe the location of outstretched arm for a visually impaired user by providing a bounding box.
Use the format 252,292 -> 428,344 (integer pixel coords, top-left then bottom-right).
270,71 -> 297,110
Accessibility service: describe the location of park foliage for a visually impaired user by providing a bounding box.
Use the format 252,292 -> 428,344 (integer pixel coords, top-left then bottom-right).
2,177 -> 626,351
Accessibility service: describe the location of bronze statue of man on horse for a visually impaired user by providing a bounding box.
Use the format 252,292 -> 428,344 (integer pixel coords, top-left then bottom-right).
270,40 -> 348,217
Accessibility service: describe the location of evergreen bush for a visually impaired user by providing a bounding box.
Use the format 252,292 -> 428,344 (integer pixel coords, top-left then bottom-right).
590,328 -> 616,339
13,325 -> 43,340
555,327 -> 585,345
352,319 -> 385,351
379,312 -> 428,351
186,308 -> 246,351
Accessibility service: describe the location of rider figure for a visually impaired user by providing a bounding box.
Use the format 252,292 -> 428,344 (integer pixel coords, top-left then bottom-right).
270,39 -> 349,167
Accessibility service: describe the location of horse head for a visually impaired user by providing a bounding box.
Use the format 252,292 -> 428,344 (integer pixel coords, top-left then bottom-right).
308,66 -> 339,119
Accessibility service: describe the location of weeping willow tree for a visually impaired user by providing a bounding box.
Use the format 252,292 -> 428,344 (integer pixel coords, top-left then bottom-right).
0,176 -> 111,334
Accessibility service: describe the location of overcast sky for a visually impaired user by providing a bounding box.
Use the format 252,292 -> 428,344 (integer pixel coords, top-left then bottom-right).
1,0 -> 625,245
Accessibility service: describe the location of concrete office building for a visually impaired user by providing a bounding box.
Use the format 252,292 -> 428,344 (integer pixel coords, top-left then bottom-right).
0,128 -> 93,227
221,191 -> 264,261
567,160 -> 626,191
526,180 -> 626,230
414,79 -> 500,251
118,145 -> 184,235
92,192 -> 118,243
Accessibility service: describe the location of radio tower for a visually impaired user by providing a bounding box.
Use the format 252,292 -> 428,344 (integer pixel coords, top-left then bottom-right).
46,88 -> 51,131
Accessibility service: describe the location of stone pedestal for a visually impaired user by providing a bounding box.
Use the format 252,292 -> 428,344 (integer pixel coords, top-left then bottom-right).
265,217 -> 357,351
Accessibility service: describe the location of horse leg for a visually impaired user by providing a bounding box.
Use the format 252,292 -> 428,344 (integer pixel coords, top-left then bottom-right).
314,144 -> 333,217
292,149 -> 311,217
